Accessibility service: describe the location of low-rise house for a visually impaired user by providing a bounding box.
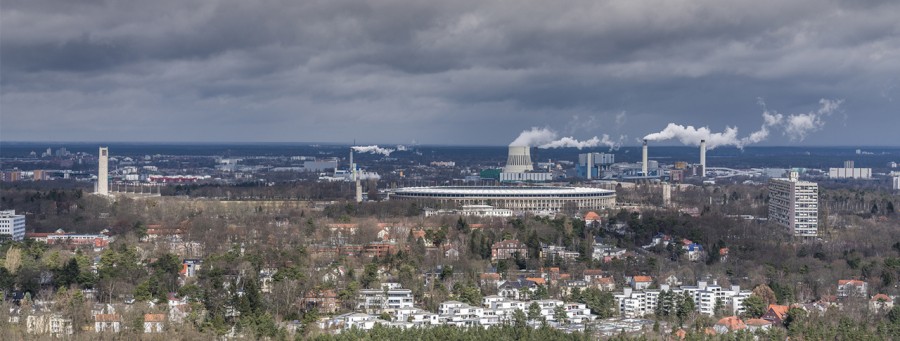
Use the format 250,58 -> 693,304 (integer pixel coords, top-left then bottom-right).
492,240 -> 527,261
26,314 -> 73,337
480,273 -> 501,288
642,233 -> 672,249
180,259 -> 202,277
745,318 -> 773,332
662,274 -> 682,287
560,280 -> 589,298
259,268 -> 277,293
143,314 -> 165,333
540,245 -> 580,262
713,316 -> 746,334
583,269 -> 606,283
302,290 -> 340,314
356,283 -> 414,314
837,280 -> 868,298
761,305 -> 789,325
319,312 -> 380,333
593,242 -> 626,260
584,212 -> 602,227
392,307 -> 440,326
167,294 -> 191,324
498,279 -> 537,300
870,294 -> 894,312
681,240 -> 704,262
94,313 -> 122,333
593,277 -> 616,291
630,276 -> 653,290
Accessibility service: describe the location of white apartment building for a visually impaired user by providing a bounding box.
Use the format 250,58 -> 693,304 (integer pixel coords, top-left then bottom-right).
614,281 -> 751,317
356,283 -> 414,314
392,307 -> 440,326
768,172 -> 819,237
828,161 -> 872,179
829,167 -> 872,179
0,210 -> 26,241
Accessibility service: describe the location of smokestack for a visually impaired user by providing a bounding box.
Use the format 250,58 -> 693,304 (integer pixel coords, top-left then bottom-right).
700,139 -> 706,178
504,146 -> 534,173
642,140 -> 648,176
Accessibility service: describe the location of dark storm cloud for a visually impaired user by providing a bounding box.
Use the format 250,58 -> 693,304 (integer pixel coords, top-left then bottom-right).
2,0 -> 899,145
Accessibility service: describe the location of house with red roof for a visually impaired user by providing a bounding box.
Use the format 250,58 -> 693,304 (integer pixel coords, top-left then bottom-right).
713,316 -> 746,334
745,318 -> 773,332
761,304 -> 789,325
837,279 -> 868,298
869,294 -> 894,312
630,276 -> 653,290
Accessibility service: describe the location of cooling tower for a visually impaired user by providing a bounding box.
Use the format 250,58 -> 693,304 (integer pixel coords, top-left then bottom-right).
642,140 -> 648,176
97,147 -> 109,195
700,139 -> 706,178
504,146 -> 534,173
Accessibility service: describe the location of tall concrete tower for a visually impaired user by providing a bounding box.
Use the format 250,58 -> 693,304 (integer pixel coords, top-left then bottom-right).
699,139 -> 707,178
641,140 -> 648,176
662,182 -> 671,207
503,146 -> 534,173
586,153 -> 593,180
97,147 -> 109,195
351,148 -> 362,203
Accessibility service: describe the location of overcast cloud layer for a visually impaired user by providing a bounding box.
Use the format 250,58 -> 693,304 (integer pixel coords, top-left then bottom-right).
2,0 -> 899,146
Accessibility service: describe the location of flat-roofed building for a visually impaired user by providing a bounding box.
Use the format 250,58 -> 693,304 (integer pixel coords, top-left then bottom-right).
768,172 -> 819,238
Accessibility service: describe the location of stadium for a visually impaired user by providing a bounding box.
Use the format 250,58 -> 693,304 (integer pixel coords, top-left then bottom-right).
389,186 -> 616,212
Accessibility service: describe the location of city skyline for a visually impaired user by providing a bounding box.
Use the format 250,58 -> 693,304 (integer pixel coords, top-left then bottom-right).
2,0 -> 899,146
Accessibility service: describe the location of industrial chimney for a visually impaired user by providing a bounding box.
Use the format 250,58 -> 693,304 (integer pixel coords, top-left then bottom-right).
699,139 -> 706,178
504,146 -> 534,173
642,140 -> 648,176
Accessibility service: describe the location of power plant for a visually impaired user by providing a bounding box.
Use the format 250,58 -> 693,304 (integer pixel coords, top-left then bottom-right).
503,146 -> 534,173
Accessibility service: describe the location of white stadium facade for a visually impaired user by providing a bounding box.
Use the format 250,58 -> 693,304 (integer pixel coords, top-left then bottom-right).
390,186 -> 616,213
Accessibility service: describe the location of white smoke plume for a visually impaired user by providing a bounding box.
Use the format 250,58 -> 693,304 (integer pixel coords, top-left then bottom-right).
509,127 -> 623,150
352,145 -> 394,156
643,98 -> 843,149
643,124 -> 741,149
509,127 -> 557,147
782,98 -> 843,141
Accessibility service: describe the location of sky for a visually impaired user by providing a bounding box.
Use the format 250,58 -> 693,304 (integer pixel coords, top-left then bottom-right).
2,0 -> 899,146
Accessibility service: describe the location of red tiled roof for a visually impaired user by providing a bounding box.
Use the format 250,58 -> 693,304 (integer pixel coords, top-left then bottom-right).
595,277 -> 614,285
633,276 -> 652,282
480,273 -> 501,280
144,314 -> 165,322
716,316 -> 746,331
838,279 -> 866,286
767,305 -> 789,319
525,277 -> 546,285
871,293 -> 892,302
745,318 -> 772,327
95,314 -> 121,322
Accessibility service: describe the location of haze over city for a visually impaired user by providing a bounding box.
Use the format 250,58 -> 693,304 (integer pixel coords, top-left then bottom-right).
2,0 -> 899,146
